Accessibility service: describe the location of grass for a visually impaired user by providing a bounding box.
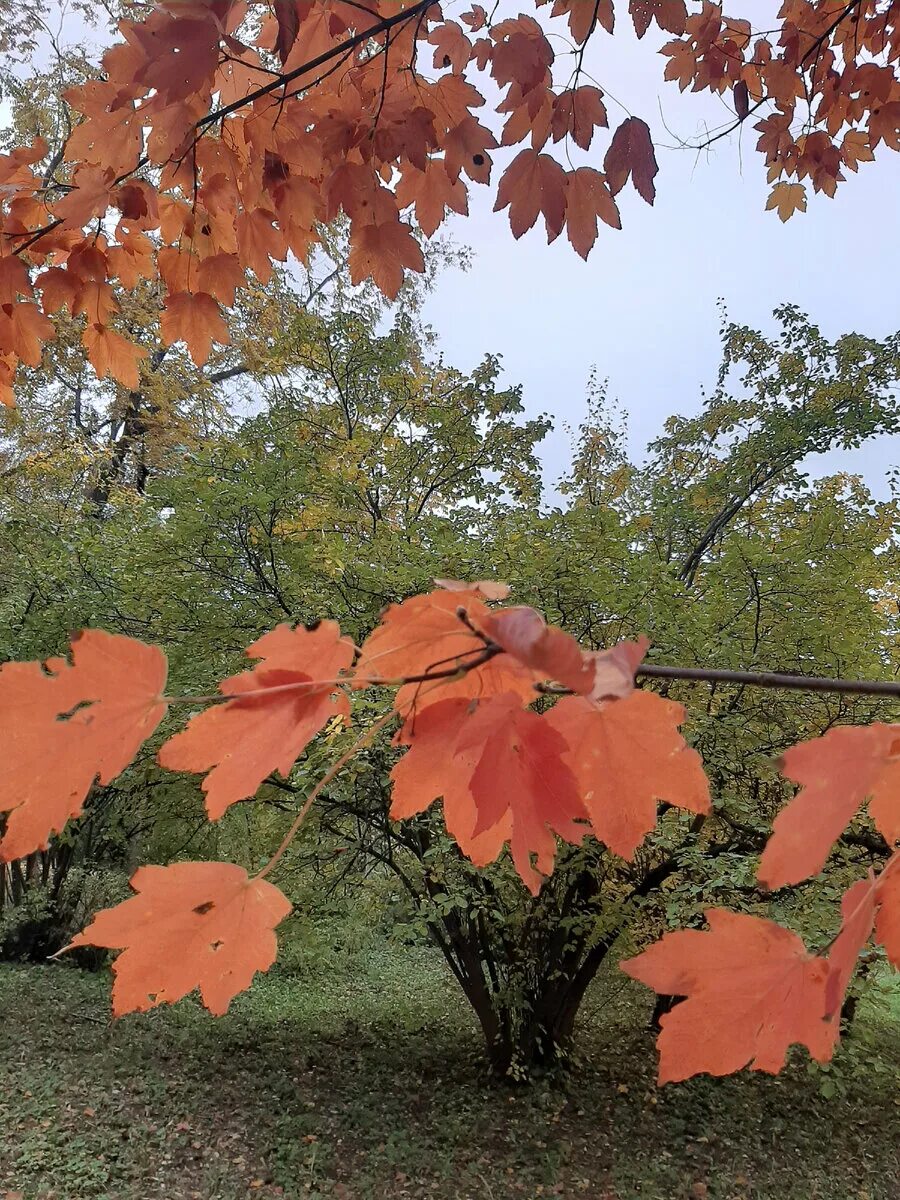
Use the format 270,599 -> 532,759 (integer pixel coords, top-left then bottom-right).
1,927 -> 898,1200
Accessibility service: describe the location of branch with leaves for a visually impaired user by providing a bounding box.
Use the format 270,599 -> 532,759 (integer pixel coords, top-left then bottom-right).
2,579 -> 898,1084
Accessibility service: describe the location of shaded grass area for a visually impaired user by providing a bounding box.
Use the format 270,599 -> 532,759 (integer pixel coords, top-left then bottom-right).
1,936 -> 898,1200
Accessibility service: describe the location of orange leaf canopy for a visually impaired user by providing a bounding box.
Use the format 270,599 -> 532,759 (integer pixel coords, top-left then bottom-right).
0,631 -> 168,860
66,862 -> 292,1015
159,621 -> 353,819
622,909 -> 837,1083
759,724 -> 900,889
544,690 -> 709,859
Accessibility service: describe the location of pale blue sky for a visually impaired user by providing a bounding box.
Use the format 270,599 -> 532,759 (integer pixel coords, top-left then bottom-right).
421,21 -> 900,495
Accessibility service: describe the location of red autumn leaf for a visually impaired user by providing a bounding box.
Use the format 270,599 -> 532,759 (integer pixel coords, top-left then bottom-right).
824,875 -> 877,1020
493,149 -> 567,239
0,255 -> 33,304
354,588 -> 539,713
565,167 -> 620,259
622,910 -> 836,1083
551,87 -> 608,151
604,117 -> 658,204
73,279 -> 119,326
758,724 -> 900,889
396,160 -> 468,237
391,694 -> 587,893
481,605 -> 594,692
734,79 -> 750,121
54,165 -> 116,229
83,323 -> 149,390
0,631 -> 168,861
158,622 -> 353,819
480,608 -> 647,699
160,290 -> 230,366
0,300 -> 55,367
36,268 -> 80,314
875,853 -> 900,968
197,253 -> 246,306
274,0 -> 301,64
347,219 -> 425,301
546,0 -> 614,43
66,862 -> 291,1016
545,690 -> 709,859
390,698 -> 513,870
586,637 -> 650,702
629,0 -> 687,39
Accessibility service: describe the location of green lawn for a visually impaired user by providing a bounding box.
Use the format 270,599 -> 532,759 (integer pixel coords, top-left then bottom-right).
1,936 -> 898,1200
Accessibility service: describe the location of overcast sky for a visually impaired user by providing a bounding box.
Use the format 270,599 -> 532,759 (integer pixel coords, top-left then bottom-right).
421,20 -> 900,497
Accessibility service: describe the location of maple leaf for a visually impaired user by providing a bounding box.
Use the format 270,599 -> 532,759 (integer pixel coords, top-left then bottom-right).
274,0 -> 301,64
545,690 -> 709,859
197,253 -> 246,305
875,853 -> 900,968
604,117 -> 658,204
824,875 -> 876,1020
629,0 -> 687,39
83,324 -> 149,390
391,694 -> 587,893
36,268 -> 80,315
622,910 -> 836,1082
348,220 -> 425,301
480,607 -> 647,700
158,622 -> 353,820
766,181 -> 807,221
0,631 -> 168,861
0,301 -> 55,367
66,862 -> 291,1016
551,87 -> 608,151
160,291 -> 230,366
493,149 -> 567,239
354,588 -> 539,713
0,256 -> 33,305
54,166 -> 116,229
565,167 -> 620,258
396,160 -> 468,237
758,724 -> 900,889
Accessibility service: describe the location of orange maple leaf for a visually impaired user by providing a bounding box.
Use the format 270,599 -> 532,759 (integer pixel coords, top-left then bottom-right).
348,219 -> 425,300
54,165 -> 116,229
158,622 -> 354,819
0,300 -> 55,367
564,167 -> 620,259
391,693 -> 588,893
66,862 -> 291,1016
545,690 -> 709,859
766,180 -> 807,221
0,631 -> 168,861
824,875 -> 877,1020
83,324 -> 149,390
622,909 -> 837,1083
493,149 -> 567,239
629,0 -> 687,39
758,724 -> 900,889
354,588 -> 539,714
875,853 -> 900,968
160,290 -> 230,365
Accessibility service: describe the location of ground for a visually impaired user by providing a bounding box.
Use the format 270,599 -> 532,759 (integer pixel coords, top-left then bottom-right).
1,931 -> 898,1200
